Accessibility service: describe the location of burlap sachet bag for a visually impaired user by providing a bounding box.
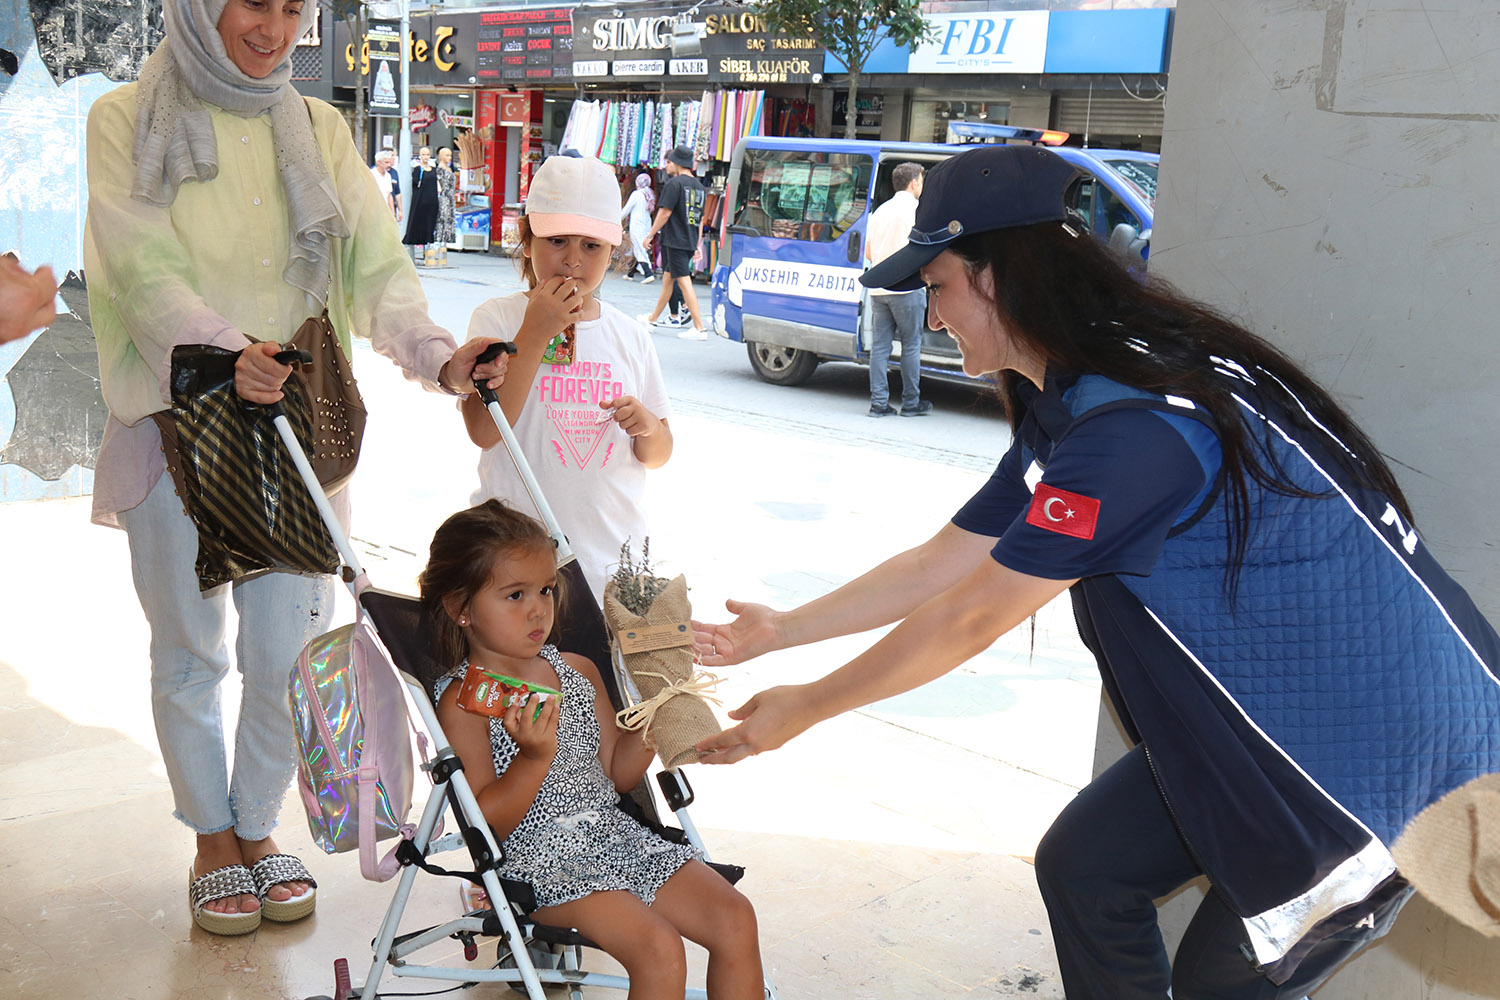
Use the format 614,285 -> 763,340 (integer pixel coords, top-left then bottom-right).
602,574 -> 722,768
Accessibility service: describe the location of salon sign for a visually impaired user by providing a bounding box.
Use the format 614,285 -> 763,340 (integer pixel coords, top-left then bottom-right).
726,258 -> 862,305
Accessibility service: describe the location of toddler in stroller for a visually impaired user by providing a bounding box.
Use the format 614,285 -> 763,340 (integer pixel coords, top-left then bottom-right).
419,500 -> 764,999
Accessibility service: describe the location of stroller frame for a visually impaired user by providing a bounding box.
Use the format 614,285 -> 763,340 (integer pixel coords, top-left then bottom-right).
266,371 -> 777,1000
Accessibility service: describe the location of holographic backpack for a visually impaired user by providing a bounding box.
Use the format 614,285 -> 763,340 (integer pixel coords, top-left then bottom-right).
289,617 -> 417,882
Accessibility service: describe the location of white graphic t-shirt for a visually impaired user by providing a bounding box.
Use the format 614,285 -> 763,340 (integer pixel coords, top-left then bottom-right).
469,292 -> 672,602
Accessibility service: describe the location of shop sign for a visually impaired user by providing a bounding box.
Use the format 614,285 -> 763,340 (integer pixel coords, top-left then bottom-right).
410,103 -> 437,130
474,8 -> 574,84
438,109 -> 474,129
366,21 -> 402,116
571,3 -> 820,85
335,18 -> 460,88
907,10 -> 1049,75
614,59 -> 665,76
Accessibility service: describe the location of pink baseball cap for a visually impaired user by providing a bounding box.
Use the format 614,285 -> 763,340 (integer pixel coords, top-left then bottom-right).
524,155 -> 623,246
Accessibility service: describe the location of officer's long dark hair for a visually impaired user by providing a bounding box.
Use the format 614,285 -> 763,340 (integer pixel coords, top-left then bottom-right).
949,221 -> 1414,585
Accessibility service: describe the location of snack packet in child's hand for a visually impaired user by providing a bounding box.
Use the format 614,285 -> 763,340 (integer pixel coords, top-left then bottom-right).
543,324 -> 576,366
456,664 -> 562,720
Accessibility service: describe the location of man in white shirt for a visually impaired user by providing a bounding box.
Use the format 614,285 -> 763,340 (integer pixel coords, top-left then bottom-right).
864,162 -> 929,417
370,150 -> 395,216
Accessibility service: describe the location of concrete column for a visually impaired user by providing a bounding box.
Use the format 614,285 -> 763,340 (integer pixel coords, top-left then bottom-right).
1092,1 -> 1500,995
879,91 -> 909,142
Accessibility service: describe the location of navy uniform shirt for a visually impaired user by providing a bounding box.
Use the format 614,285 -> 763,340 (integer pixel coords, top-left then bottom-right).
952,378 -> 1222,581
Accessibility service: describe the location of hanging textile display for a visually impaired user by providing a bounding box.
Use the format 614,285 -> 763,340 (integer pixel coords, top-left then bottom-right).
600,101 -> 619,162
657,101 -> 673,166
558,92 -> 765,168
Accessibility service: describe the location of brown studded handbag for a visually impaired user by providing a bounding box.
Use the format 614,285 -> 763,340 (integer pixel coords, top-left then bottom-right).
283,308 -> 367,493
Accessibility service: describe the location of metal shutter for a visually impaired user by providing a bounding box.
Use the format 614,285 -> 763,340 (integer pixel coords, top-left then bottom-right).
1053,90 -> 1165,147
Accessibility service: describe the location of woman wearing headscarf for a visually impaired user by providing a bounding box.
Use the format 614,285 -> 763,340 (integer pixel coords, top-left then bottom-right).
620,171 -> 656,280
403,145 -> 439,249
84,0 -> 499,937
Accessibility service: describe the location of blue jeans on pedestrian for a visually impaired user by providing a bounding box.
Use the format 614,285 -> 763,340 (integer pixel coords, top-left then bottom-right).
868,290 -> 924,409
119,474 -> 347,839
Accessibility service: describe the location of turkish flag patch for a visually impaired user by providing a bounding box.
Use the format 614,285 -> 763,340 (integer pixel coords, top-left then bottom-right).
1025,483 -> 1101,540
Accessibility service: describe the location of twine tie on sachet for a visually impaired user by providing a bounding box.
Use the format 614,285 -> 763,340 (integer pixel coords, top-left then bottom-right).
615,670 -> 724,733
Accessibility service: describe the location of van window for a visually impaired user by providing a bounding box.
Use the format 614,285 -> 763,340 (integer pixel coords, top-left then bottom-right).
1075,176 -> 1143,239
732,148 -> 873,243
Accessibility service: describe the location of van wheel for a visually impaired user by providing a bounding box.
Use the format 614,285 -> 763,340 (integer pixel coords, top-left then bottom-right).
746,342 -> 819,386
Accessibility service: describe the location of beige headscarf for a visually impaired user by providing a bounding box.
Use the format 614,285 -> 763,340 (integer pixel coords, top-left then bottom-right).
132,0 -> 348,307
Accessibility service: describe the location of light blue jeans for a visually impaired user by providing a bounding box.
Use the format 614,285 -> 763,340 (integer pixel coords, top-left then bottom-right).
119,474 -> 347,839
868,289 -> 925,409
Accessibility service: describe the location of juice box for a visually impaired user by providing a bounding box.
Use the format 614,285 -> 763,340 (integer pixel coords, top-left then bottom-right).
455,665 -> 562,720
543,324 -> 576,366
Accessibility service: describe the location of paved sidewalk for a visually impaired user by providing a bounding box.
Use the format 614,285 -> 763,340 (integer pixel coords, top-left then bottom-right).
0,251 -> 1095,999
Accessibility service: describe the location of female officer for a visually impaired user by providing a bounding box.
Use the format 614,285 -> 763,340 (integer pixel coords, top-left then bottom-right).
692,144 -> 1500,997
85,0 -> 495,935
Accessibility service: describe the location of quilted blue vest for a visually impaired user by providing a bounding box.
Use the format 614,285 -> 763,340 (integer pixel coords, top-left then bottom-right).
1023,370 -> 1500,982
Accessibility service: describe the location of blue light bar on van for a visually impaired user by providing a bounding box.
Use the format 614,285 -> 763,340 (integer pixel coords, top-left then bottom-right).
947,122 -> 1070,146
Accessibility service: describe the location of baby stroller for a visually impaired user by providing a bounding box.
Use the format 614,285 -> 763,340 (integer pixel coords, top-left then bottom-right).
261,345 -> 776,1000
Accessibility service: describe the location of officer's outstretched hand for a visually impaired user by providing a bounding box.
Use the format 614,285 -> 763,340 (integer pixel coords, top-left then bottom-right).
692,599 -> 781,667
695,683 -> 816,764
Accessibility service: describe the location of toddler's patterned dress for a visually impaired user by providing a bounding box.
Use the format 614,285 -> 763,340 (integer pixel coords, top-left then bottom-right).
435,645 -> 698,907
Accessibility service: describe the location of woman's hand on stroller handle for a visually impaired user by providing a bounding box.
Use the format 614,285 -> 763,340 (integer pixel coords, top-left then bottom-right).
235,341 -> 295,404
464,339 -> 517,402
442,337 -> 514,398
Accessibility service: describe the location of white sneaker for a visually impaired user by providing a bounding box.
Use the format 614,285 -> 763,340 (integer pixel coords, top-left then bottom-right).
677,326 -> 708,341
636,311 -> 657,327
641,274 -> 656,284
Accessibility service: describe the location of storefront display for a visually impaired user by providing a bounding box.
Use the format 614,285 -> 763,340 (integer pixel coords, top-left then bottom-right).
560,89 -> 773,167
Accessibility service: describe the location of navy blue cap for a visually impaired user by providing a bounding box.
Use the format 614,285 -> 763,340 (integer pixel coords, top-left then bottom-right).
862,144 -> 1082,292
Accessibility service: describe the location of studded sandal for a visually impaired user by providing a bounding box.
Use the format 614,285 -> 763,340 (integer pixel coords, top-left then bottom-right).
250,853 -> 318,923
188,863 -> 261,936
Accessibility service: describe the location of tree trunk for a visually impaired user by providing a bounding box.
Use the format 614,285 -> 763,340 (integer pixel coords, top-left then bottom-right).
843,68 -> 860,141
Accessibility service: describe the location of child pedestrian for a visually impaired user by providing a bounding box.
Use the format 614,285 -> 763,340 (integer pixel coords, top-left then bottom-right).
420,501 -> 764,1000
463,156 -> 673,604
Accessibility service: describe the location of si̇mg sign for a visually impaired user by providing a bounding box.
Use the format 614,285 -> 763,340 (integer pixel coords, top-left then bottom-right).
907,10 -> 1048,74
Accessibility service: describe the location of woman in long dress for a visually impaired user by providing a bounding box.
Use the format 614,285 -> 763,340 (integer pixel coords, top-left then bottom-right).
403,145 -> 439,246
434,146 -> 457,246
